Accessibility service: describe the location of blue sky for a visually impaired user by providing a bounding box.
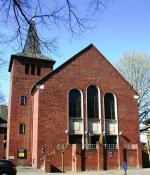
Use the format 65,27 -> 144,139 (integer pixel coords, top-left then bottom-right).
53,0 -> 150,68
1,0 -> 150,105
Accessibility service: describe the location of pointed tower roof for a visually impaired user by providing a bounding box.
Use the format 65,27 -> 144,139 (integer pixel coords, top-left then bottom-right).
8,19 -> 55,72
23,19 -> 41,53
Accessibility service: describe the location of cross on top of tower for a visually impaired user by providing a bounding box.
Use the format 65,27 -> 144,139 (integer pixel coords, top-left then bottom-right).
32,10 -> 35,21
23,15 -> 41,54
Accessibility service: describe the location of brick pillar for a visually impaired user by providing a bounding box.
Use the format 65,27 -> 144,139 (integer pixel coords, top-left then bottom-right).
75,144 -> 82,172
137,143 -> 142,168
97,144 -> 104,170
72,144 -> 76,172
44,155 -> 50,173
72,144 -> 82,172
118,144 -> 124,170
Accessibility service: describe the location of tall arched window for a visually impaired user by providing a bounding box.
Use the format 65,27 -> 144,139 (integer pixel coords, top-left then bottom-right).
104,93 -> 115,119
87,86 -> 99,118
69,89 -> 81,118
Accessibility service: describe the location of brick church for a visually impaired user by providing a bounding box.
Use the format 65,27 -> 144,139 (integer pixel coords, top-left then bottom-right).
6,19 -> 143,172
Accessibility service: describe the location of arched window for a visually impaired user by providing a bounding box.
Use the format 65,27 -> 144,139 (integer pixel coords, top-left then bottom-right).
104,93 -> 115,119
69,89 -> 81,118
87,86 -> 99,118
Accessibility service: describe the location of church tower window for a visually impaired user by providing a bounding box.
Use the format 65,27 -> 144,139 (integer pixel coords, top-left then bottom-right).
37,66 -> 41,76
25,64 -> 29,74
19,124 -> 25,134
20,96 -> 26,106
31,65 -> 35,75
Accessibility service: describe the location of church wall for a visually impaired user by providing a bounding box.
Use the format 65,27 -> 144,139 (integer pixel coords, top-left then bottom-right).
36,46 -> 139,149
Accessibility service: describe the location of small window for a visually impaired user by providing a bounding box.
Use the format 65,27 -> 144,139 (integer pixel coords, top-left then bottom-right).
31,65 -> 35,75
37,66 -> 41,76
19,124 -> 25,134
25,64 -> 29,74
3,134 -> 7,149
20,96 -> 26,106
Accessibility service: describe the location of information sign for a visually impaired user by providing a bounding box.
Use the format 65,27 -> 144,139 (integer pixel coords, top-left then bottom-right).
122,162 -> 127,171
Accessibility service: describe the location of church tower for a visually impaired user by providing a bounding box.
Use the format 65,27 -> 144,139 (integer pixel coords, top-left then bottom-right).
6,19 -> 55,166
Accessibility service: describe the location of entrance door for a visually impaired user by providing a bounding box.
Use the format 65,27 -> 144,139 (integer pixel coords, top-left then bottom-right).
18,159 -> 23,166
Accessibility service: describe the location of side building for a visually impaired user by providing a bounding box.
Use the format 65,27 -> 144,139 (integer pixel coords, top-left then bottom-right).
0,105 -> 7,159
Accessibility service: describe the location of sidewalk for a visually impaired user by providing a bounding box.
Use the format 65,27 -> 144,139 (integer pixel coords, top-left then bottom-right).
16,166 -> 150,175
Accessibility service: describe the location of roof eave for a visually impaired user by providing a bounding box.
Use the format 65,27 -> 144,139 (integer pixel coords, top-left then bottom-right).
8,53 -> 56,72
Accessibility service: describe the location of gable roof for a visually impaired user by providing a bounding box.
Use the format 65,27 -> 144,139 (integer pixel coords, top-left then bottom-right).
30,44 -> 139,96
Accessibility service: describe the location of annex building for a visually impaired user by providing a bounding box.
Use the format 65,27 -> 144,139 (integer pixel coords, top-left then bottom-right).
6,19 -> 144,172
0,105 -> 7,159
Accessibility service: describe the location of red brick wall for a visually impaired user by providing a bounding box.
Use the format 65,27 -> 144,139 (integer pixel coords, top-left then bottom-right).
84,149 -> 98,170
44,144 -> 72,173
106,150 -> 119,169
125,149 -> 137,168
44,144 -> 142,172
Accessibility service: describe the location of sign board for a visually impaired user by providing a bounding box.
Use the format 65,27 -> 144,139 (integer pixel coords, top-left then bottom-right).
8,156 -> 14,159
122,162 -> 127,171
41,147 -> 45,154
109,151 -> 113,157
17,148 -> 26,158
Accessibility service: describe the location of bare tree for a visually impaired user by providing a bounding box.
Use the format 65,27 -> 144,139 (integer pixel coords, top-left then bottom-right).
0,84 -> 6,105
114,50 -> 150,133
0,0 -> 109,55
0,51 -> 7,105
0,52 -> 7,77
